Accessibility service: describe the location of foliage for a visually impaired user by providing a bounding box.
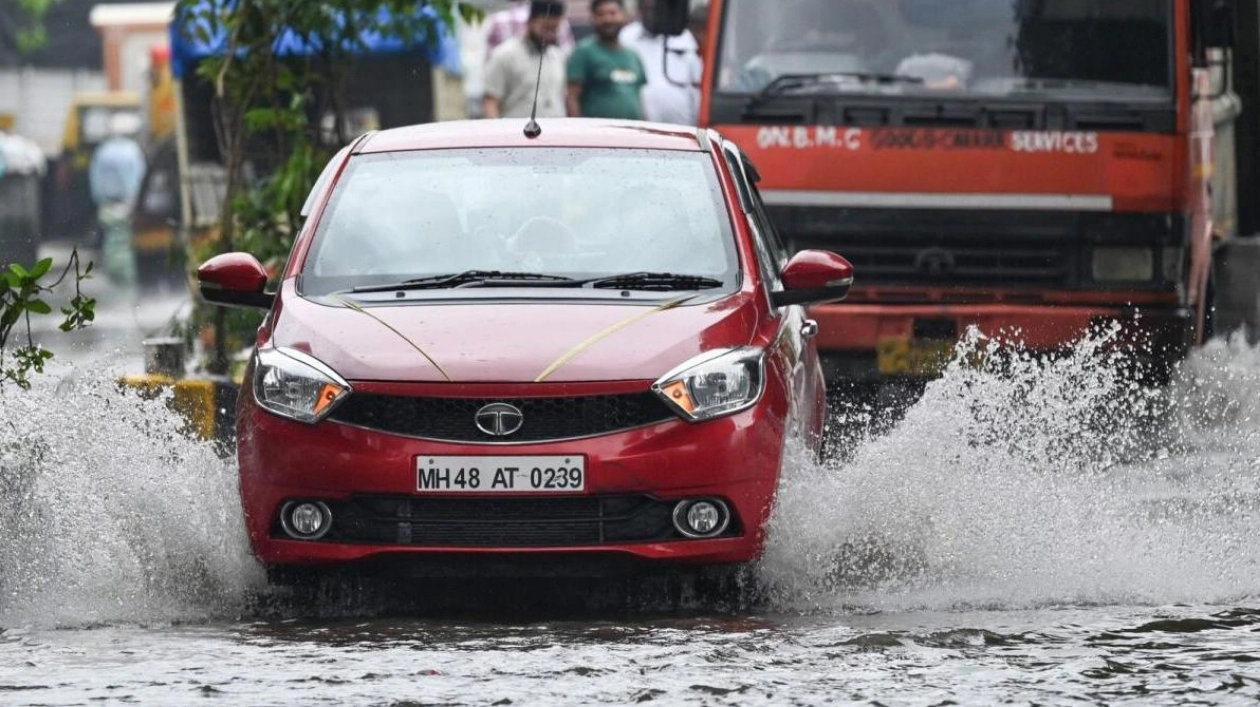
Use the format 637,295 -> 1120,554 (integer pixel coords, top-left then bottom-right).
172,0 -> 481,374
3,0 -> 64,54
0,250 -> 97,390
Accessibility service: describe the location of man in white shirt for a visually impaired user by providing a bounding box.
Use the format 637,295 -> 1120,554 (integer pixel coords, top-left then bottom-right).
619,0 -> 703,125
484,1 -> 569,119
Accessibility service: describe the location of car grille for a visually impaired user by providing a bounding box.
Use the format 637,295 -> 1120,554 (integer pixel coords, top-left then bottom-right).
312,495 -> 723,548
328,392 -> 675,443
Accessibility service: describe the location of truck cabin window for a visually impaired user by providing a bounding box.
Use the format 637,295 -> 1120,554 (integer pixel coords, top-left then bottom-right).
717,0 -> 1173,100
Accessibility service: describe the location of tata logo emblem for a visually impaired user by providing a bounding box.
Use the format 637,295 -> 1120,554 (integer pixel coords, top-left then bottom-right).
914,248 -> 957,277
474,403 -> 525,437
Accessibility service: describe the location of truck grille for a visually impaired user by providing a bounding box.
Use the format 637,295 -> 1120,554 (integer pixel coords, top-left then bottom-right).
776,207 -> 1080,288
328,392 -> 675,443
312,495 -> 716,547
770,208 -> 1184,290
812,234 -> 1073,287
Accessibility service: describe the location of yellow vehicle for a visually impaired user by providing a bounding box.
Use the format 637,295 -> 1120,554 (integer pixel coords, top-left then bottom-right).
60,91 -> 143,166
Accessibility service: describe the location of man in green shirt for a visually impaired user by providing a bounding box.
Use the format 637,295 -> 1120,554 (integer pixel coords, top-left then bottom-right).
566,0 -> 647,119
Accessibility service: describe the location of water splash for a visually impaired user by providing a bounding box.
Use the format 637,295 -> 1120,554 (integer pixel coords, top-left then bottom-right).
5,327 -> 1260,626
0,369 -> 263,628
760,328 -> 1260,612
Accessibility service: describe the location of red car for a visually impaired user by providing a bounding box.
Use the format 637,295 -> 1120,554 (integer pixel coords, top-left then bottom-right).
198,118 -> 853,580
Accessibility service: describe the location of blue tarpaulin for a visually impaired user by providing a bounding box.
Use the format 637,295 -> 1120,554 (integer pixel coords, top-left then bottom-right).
169,1 -> 462,79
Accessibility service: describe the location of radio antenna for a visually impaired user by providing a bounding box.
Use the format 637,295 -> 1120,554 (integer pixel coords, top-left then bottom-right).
524,37 -> 546,139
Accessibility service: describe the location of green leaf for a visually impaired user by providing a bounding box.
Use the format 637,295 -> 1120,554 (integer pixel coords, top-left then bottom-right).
8,263 -> 29,279
27,299 -> 52,315
28,257 -> 53,280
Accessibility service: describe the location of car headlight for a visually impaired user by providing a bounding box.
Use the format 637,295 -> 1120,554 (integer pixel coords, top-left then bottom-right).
253,347 -> 351,423
1092,247 -> 1155,282
652,347 -> 766,422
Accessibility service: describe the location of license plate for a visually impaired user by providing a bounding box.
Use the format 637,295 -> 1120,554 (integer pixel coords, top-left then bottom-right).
415,456 -> 586,493
876,339 -> 955,377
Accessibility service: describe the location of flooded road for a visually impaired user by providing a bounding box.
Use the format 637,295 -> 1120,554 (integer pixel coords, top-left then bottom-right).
2,331 -> 1259,705
6,607 -> 1260,705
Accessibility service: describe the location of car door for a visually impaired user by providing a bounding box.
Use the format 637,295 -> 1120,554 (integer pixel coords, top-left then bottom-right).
721,141 -> 827,451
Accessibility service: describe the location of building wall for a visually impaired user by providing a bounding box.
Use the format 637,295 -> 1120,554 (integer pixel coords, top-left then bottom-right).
0,68 -> 107,156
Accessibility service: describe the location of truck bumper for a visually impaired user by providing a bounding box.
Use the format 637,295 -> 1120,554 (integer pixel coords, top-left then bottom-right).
810,303 -> 1194,380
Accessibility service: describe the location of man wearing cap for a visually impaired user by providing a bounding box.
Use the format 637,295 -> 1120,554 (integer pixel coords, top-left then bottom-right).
483,1 -> 570,120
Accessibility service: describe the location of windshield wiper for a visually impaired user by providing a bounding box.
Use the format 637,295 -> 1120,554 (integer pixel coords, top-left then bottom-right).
758,72 -> 924,98
583,272 -> 725,292
350,271 -> 725,294
351,270 -> 576,293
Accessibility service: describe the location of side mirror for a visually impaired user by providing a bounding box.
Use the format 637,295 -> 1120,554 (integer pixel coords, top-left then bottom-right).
198,252 -> 275,310
771,250 -> 854,308
645,0 -> 690,37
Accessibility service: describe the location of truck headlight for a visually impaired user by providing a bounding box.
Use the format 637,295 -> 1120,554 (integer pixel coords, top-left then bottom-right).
652,347 -> 765,422
1092,247 -> 1155,282
253,347 -> 350,423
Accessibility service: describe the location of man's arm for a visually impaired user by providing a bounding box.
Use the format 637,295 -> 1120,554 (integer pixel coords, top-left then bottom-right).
483,96 -> 503,119
636,55 -> 649,120
565,49 -> 587,117
483,49 -> 509,119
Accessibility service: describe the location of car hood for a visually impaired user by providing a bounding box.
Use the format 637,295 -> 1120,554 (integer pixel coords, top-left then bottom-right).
269,288 -> 759,383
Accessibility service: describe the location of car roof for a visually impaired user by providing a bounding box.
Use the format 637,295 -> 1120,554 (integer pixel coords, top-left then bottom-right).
358,118 -> 711,154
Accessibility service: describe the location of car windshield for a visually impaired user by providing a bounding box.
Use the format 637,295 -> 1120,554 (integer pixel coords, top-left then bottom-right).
301,148 -> 739,297
716,0 -> 1174,100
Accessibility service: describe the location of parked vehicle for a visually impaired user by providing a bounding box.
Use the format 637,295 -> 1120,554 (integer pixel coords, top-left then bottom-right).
0,130 -> 46,268
197,118 -> 853,579
653,0 -> 1256,381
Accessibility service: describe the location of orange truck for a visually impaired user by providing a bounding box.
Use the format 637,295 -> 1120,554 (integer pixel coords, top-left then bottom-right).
651,0 -> 1254,381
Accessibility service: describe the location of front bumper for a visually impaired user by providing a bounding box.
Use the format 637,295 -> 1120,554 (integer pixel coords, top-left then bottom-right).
236,388 -> 787,570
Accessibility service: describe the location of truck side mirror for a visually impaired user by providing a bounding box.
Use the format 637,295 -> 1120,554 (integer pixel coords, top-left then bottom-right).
645,0 -> 690,37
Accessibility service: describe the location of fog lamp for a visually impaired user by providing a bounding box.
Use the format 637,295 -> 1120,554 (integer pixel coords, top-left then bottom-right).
281,501 -> 332,540
672,499 -> 731,539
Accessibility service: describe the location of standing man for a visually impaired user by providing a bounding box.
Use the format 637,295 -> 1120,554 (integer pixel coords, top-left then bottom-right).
566,0 -> 646,119
88,113 -> 146,287
484,1 -> 569,120
620,0 -> 703,125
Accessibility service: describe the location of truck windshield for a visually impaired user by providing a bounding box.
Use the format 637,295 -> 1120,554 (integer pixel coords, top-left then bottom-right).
716,0 -> 1174,100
